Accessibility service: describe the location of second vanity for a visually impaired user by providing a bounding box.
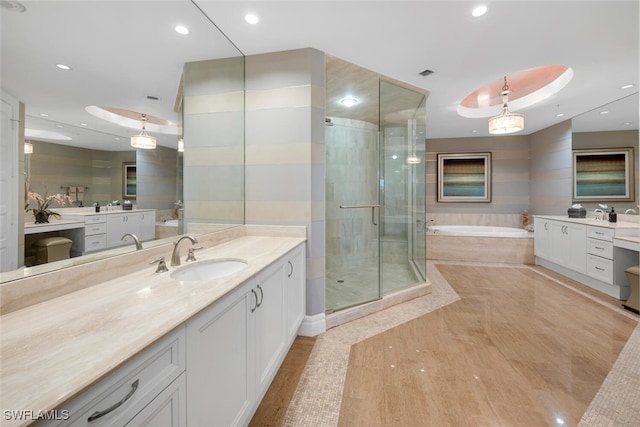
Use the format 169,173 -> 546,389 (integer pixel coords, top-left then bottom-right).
534,215 -> 640,299
0,225 -> 307,427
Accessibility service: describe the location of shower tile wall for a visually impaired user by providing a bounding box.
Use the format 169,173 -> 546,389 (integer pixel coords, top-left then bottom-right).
244,48 -> 327,318
325,118 -> 379,274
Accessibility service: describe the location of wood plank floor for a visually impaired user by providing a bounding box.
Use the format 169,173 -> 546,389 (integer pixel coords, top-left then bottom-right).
338,265 -> 637,426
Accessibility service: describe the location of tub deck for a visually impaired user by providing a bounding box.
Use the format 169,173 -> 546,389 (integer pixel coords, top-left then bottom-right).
427,234 -> 534,264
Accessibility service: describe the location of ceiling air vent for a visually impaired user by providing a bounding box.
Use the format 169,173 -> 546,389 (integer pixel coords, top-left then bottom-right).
418,69 -> 434,77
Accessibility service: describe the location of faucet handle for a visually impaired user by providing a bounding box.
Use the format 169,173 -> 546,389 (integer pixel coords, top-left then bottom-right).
185,247 -> 204,263
150,256 -> 169,273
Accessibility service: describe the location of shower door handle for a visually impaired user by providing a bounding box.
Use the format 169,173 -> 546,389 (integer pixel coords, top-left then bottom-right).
339,204 -> 380,226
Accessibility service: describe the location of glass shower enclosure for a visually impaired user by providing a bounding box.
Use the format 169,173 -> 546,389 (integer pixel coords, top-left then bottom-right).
325,57 -> 427,313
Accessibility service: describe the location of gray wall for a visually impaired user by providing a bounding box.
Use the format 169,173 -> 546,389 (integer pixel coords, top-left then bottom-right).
137,145 -> 178,211
244,48 -> 326,317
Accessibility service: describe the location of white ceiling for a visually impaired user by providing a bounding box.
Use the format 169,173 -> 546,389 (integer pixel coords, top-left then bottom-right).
2,0 -> 638,151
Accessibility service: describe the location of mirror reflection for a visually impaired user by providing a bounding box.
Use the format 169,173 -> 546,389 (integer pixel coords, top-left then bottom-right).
1,1 -> 245,281
571,93 -> 639,213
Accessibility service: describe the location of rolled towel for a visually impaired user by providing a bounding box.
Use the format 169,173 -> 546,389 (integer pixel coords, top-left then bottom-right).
76,186 -> 84,201
68,186 -> 77,200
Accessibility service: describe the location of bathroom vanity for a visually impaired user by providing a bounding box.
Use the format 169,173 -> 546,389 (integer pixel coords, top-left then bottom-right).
534,215 -> 640,299
0,226 -> 306,427
59,209 -> 156,255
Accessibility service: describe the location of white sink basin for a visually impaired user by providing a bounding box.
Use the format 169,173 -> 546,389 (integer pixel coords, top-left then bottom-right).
170,259 -> 247,282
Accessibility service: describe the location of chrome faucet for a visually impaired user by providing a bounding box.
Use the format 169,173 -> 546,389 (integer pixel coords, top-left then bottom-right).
593,208 -> 605,221
121,233 -> 143,250
625,208 -> 637,214
171,235 -> 198,266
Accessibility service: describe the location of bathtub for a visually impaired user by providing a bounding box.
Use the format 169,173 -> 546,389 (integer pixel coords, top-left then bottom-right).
426,225 -> 534,264
156,219 -> 180,239
427,225 -> 529,238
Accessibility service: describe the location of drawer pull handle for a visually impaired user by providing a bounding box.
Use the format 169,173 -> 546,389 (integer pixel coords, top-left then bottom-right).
595,231 -> 604,235
288,260 -> 294,278
595,267 -> 605,271
87,379 -> 139,422
595,246 -> 604,250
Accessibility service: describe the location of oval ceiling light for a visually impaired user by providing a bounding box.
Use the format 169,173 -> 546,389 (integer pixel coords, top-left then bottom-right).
621,84 -> 634,89
174,25 -> 190,35
340,97 -> 358,107
56,63 -> 71,71
245,14 -> 259,24
458,65 -> 574,119
86,106 -> 180,135
472,5 -> 487,17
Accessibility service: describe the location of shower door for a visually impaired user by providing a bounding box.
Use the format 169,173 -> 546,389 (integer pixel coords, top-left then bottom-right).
325,122 -> 381,312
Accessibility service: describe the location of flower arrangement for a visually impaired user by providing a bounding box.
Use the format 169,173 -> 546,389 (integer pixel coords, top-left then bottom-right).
25,191 -> 74,223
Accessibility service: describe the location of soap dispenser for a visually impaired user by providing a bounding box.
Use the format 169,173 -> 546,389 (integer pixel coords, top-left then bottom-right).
609,207 -> 617,223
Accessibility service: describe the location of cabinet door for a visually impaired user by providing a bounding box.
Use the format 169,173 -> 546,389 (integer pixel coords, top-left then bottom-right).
548,221 -> 566,265
253,261 -> 286,396
285,245 -> 305,342
139,211 -> 156,242
106,214 -> 127,248
106,213 -> 141,248
534,218 -> 550,259
186,288 -> 253,427
126,374 -> 186,427
565,223 -> 586,273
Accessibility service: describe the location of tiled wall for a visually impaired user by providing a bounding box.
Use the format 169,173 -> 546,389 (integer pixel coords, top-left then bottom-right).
426,135 -> 531,215
26,140 -> 135,206
182,57 -> 245,226
529,121 -> 572,215
244,48 -> 326,317
137,145 -> 178,214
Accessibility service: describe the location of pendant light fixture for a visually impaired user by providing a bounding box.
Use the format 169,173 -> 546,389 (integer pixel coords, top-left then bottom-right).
130,113 -> 156,149
488,76 -> 524,134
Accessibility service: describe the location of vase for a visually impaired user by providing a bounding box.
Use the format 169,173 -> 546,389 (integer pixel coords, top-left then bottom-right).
34,211 -> 49,224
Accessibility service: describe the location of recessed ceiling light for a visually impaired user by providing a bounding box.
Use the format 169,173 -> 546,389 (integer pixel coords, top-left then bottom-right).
621,84 -> 634,89
472,5 -> 487,17
80,123 -> 87,127
556,113 -> 565,117
340,97 -> 358,107
174,25 -> 189,35
56,63 -> 71,70
56,124 -> 64,128
39,113 -> 48,117
245,14 -> 259,24
600,110 -> 609,115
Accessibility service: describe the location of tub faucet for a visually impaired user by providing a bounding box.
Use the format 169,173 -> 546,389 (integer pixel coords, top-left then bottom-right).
121,233 -> 143,250
593,208 -> 605,221
171,235 -> 198,266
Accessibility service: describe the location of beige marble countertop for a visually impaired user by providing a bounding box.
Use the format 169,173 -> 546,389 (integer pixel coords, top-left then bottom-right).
0,233 -> 305,427
534,215 -> 640,231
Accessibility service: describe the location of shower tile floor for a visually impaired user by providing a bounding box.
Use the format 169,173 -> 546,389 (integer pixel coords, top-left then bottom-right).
326,259 -> 420,312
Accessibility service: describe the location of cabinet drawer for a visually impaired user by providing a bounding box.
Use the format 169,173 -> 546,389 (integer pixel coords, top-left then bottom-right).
586,238 -> 613,259
45,326 -> 185,427
84,215 -> 106,225
84,223 -> 106,236
85,235 -> 107,252
587,254 -> 614,284
587,226 -> 614,242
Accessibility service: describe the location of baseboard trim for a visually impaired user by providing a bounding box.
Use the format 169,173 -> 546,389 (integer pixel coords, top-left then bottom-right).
298,313 -> 326,337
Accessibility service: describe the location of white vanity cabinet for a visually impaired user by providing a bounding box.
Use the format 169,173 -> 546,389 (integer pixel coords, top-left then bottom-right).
534,217 -> 586,272
61,210 -> 156,255
186,243 -> 306,427
548,221 -> 586,273
534,215 -> 639,299
106,213 -> 142,248
43,326 -> 186,427
285,244 -> 306,342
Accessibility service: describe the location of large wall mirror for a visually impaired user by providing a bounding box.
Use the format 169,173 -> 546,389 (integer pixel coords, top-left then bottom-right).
571,92 -> 639,212
1,1 -> 245,280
